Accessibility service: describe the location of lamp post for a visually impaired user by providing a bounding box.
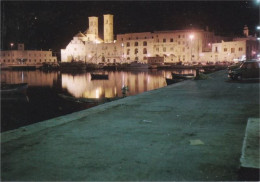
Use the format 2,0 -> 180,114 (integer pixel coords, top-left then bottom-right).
121,43 -> 124,64
10,43 -> 14,64
189,34 -> 194,63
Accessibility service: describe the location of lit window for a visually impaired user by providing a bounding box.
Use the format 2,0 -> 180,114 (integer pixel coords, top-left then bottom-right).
143,48 -> 147,54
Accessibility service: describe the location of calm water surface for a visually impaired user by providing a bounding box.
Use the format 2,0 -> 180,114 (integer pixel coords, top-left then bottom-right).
1,69 -> 196,131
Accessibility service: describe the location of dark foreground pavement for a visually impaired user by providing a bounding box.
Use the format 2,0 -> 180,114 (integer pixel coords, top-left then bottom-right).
1,70 -> 259,181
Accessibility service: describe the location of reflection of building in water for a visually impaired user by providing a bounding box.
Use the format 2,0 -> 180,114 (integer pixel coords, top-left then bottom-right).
61,14 -> 259,64
1,70 -> 58,86
0,43 -> 57,66
61,71 -> 167,98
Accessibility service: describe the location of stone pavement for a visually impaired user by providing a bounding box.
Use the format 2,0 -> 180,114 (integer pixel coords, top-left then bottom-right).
1,70 -> 259,181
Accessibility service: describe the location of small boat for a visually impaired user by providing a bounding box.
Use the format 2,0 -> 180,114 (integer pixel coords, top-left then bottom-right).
129,61 -> 149,69
165,78 -> 184,85
171,73 -> 194,79
60,61 -> 87,71
91,73 -> 109,80
58,94 -> 121,103
1,83 -> 28,94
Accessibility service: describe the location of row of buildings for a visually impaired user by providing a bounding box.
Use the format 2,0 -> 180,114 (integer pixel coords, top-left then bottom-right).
61,14 -> 259,65
0,44 -> 57,67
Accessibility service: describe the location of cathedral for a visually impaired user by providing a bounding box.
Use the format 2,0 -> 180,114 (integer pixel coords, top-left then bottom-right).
61,15 -> 259,64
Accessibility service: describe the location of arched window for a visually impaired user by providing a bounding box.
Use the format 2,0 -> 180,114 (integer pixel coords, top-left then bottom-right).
143,48 -> 147,54
127,49 -> 130,55
135,48 -> 138,54
134,42 -> 138,46
126,42 -> 130,47
143,41 -> 147,46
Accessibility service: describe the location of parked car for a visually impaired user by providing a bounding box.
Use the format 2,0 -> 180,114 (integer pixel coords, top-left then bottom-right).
228,60 -> 260,80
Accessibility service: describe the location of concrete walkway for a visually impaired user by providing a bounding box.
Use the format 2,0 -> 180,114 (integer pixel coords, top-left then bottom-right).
1,70 -> 259,181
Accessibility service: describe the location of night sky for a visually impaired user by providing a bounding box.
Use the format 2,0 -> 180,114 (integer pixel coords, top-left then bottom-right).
1,1 -> 259,54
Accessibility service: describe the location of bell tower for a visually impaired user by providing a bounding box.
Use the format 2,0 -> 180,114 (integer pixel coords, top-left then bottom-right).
103,14 -> 114,43
88,16 -> 98,39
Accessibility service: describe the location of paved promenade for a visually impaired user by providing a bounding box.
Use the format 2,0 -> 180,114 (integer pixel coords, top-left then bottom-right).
1,70 -> 259,181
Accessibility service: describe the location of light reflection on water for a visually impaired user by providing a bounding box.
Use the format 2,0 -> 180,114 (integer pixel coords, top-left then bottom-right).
61,69 -> 196,98
1,69 -> 197,98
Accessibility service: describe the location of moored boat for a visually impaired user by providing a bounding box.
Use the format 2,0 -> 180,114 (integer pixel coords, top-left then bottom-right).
91,73 -> 109,80
60,61 -> 87,71
128,61 -> 149,69
171,73 -> 194,79
1,83 -> 28,94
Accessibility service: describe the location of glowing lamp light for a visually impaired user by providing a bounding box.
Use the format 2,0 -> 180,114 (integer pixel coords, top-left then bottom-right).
257,26 -> 260,30
189,34 -> 194,40
88,54 -> 91,58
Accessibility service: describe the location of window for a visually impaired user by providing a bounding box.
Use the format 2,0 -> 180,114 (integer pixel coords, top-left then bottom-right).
127,49 -> 130,55
178,35 -> 181,38
143,41 -> 147,46
134,48 -> 138,54
163,47 -> 166,52
231,48 -> 235,53
135,57 -> 138,61
143,48 -> 147,54
126,42 -> 130,47
239,47 -> 243,51
163,38 -> 166,43
170,38 -> 174,42
215,47 -> 218,52
143,56 -> 147,60
135,42 -> 138,46
224,48 -> 227,52
182,47 -> 185,52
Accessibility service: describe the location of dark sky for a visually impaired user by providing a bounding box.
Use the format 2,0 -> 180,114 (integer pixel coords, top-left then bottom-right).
1,1 -> 259,53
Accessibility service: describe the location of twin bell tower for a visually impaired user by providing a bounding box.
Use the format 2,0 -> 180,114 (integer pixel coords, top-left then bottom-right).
88,14 -> 114,43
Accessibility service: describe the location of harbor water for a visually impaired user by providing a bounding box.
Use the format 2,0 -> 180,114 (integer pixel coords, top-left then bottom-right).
1,69 -> 196,132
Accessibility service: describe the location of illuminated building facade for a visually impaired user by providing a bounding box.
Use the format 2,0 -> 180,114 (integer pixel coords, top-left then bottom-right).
61,15 -> 259,64
0,43 -> 57,66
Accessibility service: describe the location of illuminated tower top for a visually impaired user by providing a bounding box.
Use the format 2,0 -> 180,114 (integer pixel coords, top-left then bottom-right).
88,16 -> 98,39
104,14 -> 114,43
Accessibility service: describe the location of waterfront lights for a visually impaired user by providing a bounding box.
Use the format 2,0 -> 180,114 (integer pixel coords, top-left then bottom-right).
10,43 -> 14,50
189,34 -> 194,40
257,26 -> 260,30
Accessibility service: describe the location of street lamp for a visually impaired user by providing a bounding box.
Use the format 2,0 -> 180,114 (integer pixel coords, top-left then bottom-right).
189,34 -> 194,62
121,43 -> 124,63
10,43 -> 14,50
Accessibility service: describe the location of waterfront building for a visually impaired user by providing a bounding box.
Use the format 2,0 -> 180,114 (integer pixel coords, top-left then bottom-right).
0,43 -> 57,67
61,15 -> 259,64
